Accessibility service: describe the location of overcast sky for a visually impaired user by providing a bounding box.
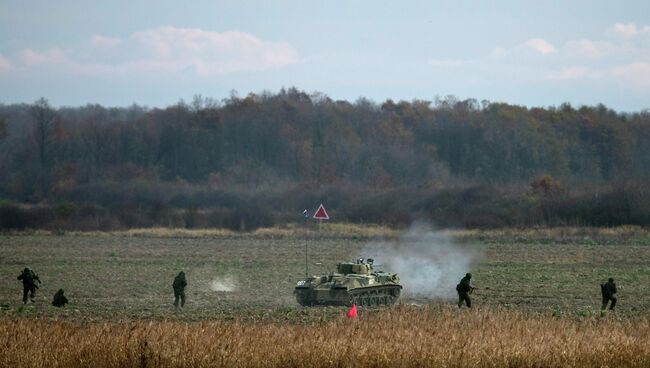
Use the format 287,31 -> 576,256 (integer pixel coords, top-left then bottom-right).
1,1 -> 649,111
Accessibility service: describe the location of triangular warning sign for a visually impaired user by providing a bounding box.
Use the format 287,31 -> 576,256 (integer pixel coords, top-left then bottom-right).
313,204 -> 330,220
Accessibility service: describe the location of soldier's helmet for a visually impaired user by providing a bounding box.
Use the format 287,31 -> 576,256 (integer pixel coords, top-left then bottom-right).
608,277 -> 614,282
466,273 -> 472,279
23,267 -> 30,273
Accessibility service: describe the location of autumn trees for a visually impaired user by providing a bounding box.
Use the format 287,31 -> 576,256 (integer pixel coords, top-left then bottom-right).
1,92 -> 648,190
0,91 -> 649,229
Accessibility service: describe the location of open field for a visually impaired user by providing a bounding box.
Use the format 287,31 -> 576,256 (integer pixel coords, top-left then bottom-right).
2,226 -> 650,366
2,226 -> 650,320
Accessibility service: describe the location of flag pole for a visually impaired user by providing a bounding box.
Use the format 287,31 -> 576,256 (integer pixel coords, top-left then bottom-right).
304,210 -> 309,278
307,204 -> 328,278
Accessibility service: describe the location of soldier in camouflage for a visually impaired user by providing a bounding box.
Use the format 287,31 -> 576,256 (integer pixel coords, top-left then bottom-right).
173,271 -> 187,308
601,277 -> 617,311
456,273 -> 474,308
17,267 -> 41,304
52,289 -> 68,307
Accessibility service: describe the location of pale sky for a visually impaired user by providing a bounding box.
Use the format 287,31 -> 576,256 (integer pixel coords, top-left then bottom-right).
1,0 -> 649,111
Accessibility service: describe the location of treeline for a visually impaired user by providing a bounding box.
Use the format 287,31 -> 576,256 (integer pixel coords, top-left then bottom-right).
0,88 -> 649,230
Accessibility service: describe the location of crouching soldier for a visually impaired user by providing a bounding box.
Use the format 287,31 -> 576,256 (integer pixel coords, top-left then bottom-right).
173,271 -> 187,308
456,273 -> 475,308
52,289 -> 68,307
17,267 -> 41,304
601,277 -> 617,311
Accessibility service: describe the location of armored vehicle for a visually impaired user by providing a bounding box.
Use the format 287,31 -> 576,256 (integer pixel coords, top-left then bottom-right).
294,258 -> 402,307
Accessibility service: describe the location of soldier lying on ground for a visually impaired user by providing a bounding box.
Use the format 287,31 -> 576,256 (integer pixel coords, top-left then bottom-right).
52,289 -> 68,307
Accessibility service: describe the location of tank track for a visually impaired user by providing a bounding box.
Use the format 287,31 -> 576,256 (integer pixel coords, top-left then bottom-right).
348,285 -> 401,307
294,284 -> 402,307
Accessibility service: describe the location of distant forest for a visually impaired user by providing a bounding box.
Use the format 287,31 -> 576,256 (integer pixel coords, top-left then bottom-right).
1,88 -> 650,230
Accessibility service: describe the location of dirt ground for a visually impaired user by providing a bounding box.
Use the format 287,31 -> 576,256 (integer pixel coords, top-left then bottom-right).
1,227 -> 649,322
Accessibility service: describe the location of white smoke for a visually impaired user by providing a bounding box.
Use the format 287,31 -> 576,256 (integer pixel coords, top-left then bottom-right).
361,222 -> 481,300
209,276 -> 238,292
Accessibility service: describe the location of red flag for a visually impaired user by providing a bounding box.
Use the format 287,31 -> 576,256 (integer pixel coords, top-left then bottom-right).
346,304 -> 358,318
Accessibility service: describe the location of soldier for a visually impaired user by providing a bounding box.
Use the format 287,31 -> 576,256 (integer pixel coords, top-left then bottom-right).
456,273 -> 474,308
601,277 -> 617,311
173,271 -> 187,308
17,267 -> 41,304
52,289 -> 68,307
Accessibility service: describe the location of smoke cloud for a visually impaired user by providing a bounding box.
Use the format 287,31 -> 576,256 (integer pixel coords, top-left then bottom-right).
360,222 -> 481,300
209,276 -> 238,292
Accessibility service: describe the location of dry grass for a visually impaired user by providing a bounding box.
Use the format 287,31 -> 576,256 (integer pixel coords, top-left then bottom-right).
2,306 -> 649,367
253,223 -> 401,239
459,225 -> 650,240
116,223 -> 401,239
5,223 -> 398,239
122,227 -> 237,238
5,224 -> 650,242
116,225 -> 650,241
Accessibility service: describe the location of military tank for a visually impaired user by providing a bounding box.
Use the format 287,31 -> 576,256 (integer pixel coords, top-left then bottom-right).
294,258 -> 402,307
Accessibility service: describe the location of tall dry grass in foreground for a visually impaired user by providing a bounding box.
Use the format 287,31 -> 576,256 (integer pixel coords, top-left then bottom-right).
2,307 -> 649,368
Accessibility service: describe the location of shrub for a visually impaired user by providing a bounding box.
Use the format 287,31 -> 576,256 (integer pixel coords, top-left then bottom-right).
0,203 -> 28,229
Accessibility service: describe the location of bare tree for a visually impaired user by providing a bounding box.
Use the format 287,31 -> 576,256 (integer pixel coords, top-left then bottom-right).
30,97 -> 57,167
0,117 -> 7,141
0,117 -> 9,174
